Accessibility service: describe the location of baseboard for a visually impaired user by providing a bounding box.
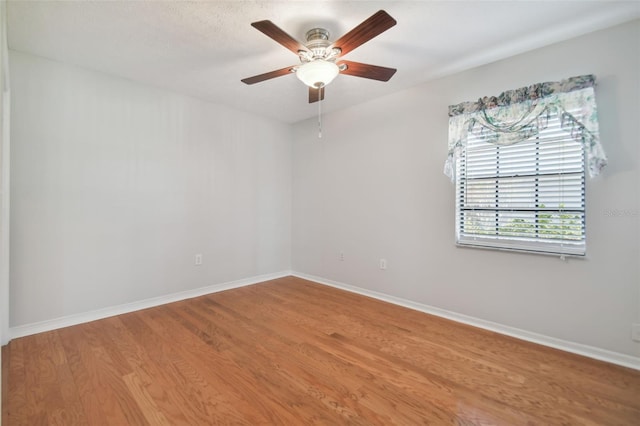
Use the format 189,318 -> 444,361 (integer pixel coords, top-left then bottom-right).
291,271 -> 640,371
9,270 -> 292,341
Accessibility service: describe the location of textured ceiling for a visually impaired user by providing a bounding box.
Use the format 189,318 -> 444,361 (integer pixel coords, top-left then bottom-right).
7,0 -> 640,123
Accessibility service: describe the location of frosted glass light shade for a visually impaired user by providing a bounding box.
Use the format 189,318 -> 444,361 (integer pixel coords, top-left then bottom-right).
296,60 -> 339,88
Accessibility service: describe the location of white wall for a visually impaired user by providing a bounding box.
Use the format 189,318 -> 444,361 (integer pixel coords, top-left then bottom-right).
9,51 -> 292,327
292,20 -> 640,358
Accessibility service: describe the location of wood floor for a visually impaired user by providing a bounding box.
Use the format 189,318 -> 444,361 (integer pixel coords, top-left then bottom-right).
3,276 -> 640,425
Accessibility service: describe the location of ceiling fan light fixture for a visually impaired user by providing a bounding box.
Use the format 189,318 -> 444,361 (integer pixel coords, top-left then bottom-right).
296,60 -> 339,88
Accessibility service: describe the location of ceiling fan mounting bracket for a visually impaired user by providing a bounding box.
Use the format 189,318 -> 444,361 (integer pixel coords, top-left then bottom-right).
297,27 -> 338,63
305,28 -> 330,42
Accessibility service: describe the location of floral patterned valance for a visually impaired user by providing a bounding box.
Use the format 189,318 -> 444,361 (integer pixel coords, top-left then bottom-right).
444,75 -> 607,181
448,75 -> 596,116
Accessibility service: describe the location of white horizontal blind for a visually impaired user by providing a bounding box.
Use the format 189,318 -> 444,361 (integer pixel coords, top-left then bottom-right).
456,109 -> 586,255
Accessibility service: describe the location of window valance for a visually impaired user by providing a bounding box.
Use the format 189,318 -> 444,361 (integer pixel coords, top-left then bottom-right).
444,75 -> 606,181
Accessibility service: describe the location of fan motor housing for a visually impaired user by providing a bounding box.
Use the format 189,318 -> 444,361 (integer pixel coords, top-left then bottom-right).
303,28 -> 339,60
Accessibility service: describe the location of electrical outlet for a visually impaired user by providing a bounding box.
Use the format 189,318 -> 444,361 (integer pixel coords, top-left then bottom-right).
379,258 -> 387,270
632,324 -> 640,342
339,252 -> 344,261
195,253 -> 203,266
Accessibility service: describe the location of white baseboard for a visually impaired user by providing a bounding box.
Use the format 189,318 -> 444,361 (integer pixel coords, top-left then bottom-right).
9,270 -> 292,341
292,271 -> 640,371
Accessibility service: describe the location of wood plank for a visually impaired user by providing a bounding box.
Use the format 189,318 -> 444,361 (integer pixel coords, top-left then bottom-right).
2,341 -> 28,426
140,304 -> 306,424
58,323 -> 149,425
56,326 -> 109,426
122,371 -> 171,426
122,307 -> 272,424
3,276 -> 640,424
115,312 -> 251,424
46,331 -> 89,425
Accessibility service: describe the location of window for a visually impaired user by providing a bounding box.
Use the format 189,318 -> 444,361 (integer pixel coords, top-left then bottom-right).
456,109 -> 586,255
444,75 -> 606,257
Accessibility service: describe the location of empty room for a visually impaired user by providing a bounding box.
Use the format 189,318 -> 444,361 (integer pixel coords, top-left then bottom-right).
1,0 -> 640,424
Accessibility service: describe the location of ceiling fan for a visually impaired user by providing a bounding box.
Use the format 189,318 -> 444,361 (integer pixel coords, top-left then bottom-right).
241,10 -> 397,103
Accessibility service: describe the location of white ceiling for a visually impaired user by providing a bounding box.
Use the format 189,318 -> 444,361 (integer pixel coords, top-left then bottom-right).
7,0 -> 640,123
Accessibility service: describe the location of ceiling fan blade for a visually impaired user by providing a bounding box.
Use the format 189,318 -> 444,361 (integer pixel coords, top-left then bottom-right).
251,20 -> 309,55
241,65 -> 296,85
330,10 -> 396,57
309,87 -> 325,103
338,60 -> 396,81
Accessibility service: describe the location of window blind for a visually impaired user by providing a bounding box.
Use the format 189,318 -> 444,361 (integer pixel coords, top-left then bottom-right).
455,109 -> 586,256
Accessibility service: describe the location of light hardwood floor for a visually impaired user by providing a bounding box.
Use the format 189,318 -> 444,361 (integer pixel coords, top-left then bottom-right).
3,276 -> 640,425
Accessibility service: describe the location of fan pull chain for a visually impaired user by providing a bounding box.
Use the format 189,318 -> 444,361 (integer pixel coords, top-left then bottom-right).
318,91 -> 322,138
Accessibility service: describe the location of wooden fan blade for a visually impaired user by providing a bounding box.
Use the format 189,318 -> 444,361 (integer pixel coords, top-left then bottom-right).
330,10 -> 396,57
308,86 -> 325,103
241,66 -> 296,85
338,60 -> 396,81
251,20 -> 309,55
